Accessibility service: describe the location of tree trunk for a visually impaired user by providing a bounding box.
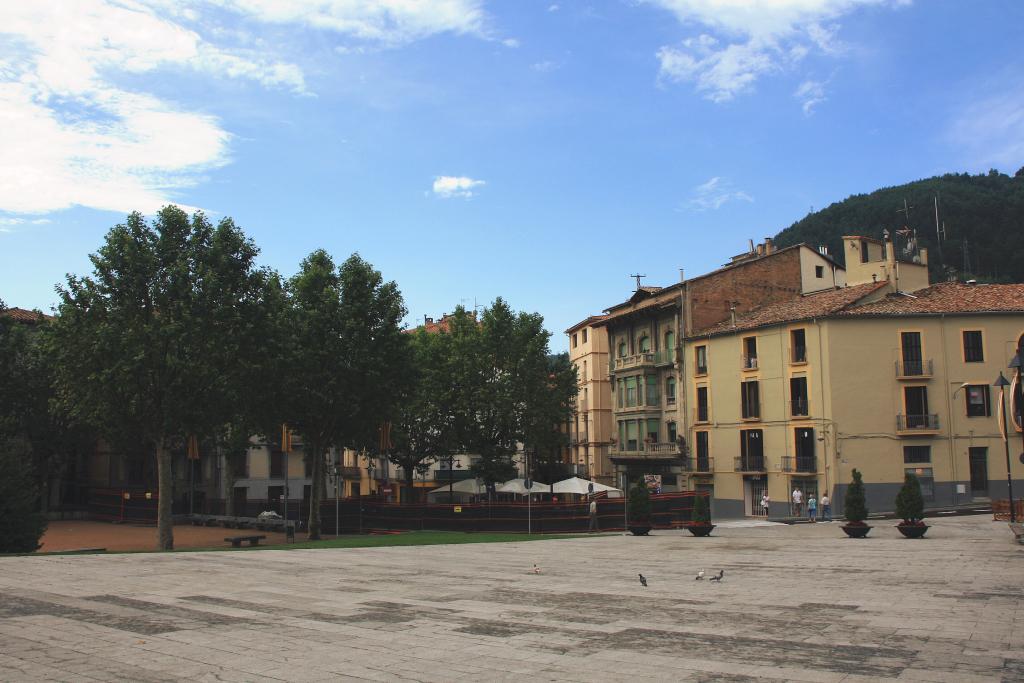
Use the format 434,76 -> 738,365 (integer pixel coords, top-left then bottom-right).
156,440 -> 174,550
404,466 -> 416,505
224,464 -> 237,517
307,442 -> 323,540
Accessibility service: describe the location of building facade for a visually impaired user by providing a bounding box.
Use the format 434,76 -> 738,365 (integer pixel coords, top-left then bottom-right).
565,316 -> 614,484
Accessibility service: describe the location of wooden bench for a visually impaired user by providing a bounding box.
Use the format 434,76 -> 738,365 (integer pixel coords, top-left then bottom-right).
224,535 -> 266,548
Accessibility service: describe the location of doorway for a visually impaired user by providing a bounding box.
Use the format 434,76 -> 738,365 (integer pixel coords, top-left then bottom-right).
969,447 -> 989,499
744,476 -> 767,516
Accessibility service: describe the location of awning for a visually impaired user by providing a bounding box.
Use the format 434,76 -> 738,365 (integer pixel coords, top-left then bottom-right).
427,479 -> 485,496
551,476 -> 621,495
496,478 -> 549,495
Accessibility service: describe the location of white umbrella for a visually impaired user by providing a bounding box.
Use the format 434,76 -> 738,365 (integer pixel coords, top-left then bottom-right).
427,479 -> 484,496
551,477 -> 621,496
496,478 -> 548,495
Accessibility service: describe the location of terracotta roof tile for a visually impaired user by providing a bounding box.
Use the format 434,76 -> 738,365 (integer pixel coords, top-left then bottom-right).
689,282 -> 888,338
838,281 -> 1024,316
1,307 -> 52,324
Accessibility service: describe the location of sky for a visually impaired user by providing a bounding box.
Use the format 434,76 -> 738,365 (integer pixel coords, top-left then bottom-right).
2,0 -> 1023,351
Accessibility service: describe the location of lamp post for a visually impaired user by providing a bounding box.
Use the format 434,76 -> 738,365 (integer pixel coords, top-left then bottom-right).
995,372 -> 1016,523
326,458 -> 342,538
447,454 -> 462,502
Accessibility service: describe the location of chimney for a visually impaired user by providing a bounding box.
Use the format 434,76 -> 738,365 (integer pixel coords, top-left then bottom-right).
679,268 -> 685,282
425,317 -> 434,324
756,243 -> 764,256
729,304 -> 737,327
748,238 -> 755,253
764,237 -> 774,254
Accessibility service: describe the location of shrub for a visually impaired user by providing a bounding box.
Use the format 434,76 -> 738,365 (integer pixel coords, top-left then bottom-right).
895,472 -> 925,523
628,480 -> 652,522
691,493 -> 711,524
0,440 -> 47,553
844,468 -> 868,524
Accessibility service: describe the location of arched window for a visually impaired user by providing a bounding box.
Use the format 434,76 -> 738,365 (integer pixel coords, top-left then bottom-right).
618,341 -> 627,358
638,335 -> 650,353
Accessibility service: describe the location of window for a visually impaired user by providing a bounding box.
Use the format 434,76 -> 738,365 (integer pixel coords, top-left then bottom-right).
645,375 -> 659,406
582,360 -> 587,381
696,431 -> 709,469
791,328 -> 807,363
695,345 -> 708,374
963,331 -> 983,362
903,446 -> 930,464
966,384 -> 991,417
794,428 -> 815,471
666,377 -> 676,405
665,330 -> 675,353
740,380 -> 760,419
625,421 -> 638,450
624,376 -> 638,407
638,335 -> 650,353
815,265 -> 824,278
906,466 -> 935,501
572,333 -> 578,348
790,376 -> 808,416
667,421 -> 677,443
645,419 -> 659,443
743,337 -> 758,369
740,429 -> 764,468
903,386 -> 930,428
616,379 -> 623,408
618,341 -> 627,357
696,386 -> 709,422
582,328 -> 588,343
270,449 -> 284,478
900,331 -> 924,375
861,241 -> 869,263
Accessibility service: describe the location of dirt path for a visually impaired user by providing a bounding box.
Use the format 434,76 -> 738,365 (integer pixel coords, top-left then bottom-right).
38,521 -> 290,552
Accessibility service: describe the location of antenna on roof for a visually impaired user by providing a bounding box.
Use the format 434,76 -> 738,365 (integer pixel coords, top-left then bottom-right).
629,273 -> 647,291
897,198 -> 914,228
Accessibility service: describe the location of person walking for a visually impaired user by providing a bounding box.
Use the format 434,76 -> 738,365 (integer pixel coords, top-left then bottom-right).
807,495 -> 817,522
820,494 -> 831,522
791,487 -> 803,517
588,498 -> 599,532
760,492 -> 770,518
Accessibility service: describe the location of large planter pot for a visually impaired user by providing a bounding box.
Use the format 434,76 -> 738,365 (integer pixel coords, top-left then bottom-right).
841,523 -> 872,538
628,525 -> 652,536
687,523 -> 715,537
896,522 -> 929,538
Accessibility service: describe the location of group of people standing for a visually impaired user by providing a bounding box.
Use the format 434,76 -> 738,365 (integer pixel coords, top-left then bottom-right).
759,488 -> 831,521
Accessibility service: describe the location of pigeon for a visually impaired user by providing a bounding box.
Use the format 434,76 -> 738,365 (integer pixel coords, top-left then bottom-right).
709,570 -> 724,583
532,564 -> 541,574
695,569 -> 705,581
638,573 -> 648,587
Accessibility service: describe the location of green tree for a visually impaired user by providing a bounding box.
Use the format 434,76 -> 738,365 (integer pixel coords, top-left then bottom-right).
691,492 -> 711,524
894,472 -> 925,523
628,479 -> 652,522
286,252 -> 407,539
0,440 -> 48,553
52,207 -> 273,550
844,468 -> 869,524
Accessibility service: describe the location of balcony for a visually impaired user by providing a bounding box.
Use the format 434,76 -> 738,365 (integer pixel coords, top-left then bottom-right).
612,352 -> 656,372
654,349 -> 674,367
897,414 -> 940,434
734,455 -> 767,472
610,441 -> 683,462
791,346 -> 807,364
781,456 -> 817,473
742,355 -> 759,371
681,456 -> 714,473
895,359 -> 934,379
790,398 -> 809,417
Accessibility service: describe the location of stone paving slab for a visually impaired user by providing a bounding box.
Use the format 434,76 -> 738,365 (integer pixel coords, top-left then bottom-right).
1,517 -> 1023,681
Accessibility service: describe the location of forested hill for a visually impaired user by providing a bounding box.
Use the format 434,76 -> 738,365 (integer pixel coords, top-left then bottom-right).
773,169 -> 1024,284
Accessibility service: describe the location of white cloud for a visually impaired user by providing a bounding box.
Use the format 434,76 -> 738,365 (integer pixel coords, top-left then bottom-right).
531,61 -> 561,73
502,38 -> 521,48
685,176 -> 753,211
650,0 -> 904,103
0,0 -> 490,216
794,78 -> 827,114
548,4 -> 560,11
432,175 -> 485,199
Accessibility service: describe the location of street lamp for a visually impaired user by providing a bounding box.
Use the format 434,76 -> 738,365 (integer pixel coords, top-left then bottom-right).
326,458 -> 343,538
994,372 -> 1016,523
446,455 -> 462,502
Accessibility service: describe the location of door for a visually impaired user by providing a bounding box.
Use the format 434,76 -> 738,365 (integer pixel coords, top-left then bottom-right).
745,477 -> 767,516
969,448 -> 989,498
904,386 -> 929,428
901,332 -> 922,375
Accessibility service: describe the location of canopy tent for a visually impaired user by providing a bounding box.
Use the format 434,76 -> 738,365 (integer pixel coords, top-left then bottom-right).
496,478 -> 548,495
551,477 -> 621,496
426,478 -> 485,497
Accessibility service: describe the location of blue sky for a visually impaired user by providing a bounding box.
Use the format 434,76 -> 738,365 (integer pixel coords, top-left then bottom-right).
2,1 -> 1023,350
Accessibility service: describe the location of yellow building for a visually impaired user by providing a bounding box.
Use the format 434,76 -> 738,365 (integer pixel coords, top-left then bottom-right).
684,237 -> 1024,518
565,316 -> 615,484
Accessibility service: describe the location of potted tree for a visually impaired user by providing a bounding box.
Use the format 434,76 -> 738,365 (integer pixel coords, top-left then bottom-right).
841,469 -> 872,538
627,480 -> 652,536
687,492 -> 714,536
895,472 -> 929,538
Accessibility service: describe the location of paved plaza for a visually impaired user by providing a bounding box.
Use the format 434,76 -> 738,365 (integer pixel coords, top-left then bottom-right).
1,516 -> 1023,682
